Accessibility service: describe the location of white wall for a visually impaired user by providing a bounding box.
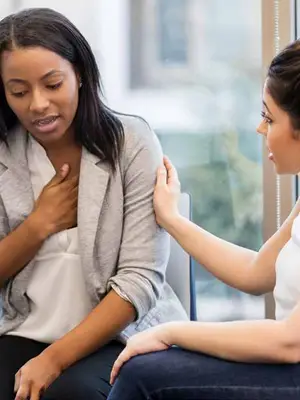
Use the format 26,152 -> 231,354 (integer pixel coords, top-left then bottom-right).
0,1 -> 14,19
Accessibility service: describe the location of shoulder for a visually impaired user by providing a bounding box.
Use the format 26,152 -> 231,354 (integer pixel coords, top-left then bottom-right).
118,114 -> 161,154
0,125 -> 27,168
116,113 -> 163,176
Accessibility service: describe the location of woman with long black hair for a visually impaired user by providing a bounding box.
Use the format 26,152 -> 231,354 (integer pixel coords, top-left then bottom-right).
0,8 -> 187,400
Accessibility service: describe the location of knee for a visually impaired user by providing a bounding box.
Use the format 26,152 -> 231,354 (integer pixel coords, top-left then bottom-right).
109,355 -> 156,400
118,352 -> 162,382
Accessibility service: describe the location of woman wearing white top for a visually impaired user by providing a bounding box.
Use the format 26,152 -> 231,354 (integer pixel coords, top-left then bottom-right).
109,40 -> 300,399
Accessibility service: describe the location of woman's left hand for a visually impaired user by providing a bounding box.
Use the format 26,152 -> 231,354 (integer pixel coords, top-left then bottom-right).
14,352 -> 62,400
110,324 -> 172,385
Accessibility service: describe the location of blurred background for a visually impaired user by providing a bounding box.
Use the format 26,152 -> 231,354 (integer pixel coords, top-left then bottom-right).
1,0 -> 297,322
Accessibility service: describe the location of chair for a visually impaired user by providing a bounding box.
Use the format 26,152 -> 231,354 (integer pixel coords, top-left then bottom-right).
166,193 -> 197,320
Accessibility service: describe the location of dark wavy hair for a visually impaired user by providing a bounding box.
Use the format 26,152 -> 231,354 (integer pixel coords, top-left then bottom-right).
267,39 -> 300,135
0,8 -> 124,170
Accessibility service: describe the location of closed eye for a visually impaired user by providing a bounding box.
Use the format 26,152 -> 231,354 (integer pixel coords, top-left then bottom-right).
11,91 -> 27,98
47,82 -> 63,90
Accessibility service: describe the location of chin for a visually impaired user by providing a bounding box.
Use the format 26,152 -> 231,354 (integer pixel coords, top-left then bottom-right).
275,165 -> 298,175
32,128 -> 67,144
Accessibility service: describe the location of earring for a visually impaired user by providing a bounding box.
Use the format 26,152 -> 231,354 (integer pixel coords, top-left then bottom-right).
79,80 -> 83,88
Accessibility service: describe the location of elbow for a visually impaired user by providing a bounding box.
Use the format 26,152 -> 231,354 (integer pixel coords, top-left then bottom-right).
282,336 -> 300,363
243,282 -> 274,297
249,289 -> 267,297
278,345 -> 300,364
107,273 -> 163,319
275,324 -> 300,364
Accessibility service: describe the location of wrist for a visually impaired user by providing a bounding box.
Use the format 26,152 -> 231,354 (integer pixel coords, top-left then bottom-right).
159,322 -> 179,346
162,321 -> 188,346
26,211 -> 52,241
161,212 -> 183,232
37,346 -> 64,374
42,343 -> 69,371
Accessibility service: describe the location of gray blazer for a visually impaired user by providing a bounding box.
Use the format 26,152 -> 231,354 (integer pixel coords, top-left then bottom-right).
0,115 -> 187,342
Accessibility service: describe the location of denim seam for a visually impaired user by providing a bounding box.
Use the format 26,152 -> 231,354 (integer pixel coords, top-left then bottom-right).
147,384 -> 300,399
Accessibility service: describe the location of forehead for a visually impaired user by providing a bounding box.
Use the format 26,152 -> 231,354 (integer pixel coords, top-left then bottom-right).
262,82 -> 280,114
1,46 -> 72,81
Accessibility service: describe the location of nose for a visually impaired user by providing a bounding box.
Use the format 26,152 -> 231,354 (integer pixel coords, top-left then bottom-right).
29,89 -> 50,114
256,120 -> 267,137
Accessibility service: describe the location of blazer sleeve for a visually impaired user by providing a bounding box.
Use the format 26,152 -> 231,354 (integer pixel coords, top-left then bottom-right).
0,194 -> 9,240
107,116 -> 170,319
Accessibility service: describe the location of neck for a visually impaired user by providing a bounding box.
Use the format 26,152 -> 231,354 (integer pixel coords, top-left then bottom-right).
43,130 -> 82,178
43,127 -> 77,155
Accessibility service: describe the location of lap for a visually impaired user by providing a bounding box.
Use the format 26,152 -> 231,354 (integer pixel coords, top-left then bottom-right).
0,335 -> 123,400
43,340 -> 124,400
109,348 -> 300,400
0,335 -> 48,400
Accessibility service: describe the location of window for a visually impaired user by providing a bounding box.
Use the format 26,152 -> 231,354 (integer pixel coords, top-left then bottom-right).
127,0 -> 265,321
130,0 -> 193,88
158,0 -> 188,64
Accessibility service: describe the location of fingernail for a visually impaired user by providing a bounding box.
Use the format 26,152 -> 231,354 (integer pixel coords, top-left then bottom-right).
60,164 -> 68,173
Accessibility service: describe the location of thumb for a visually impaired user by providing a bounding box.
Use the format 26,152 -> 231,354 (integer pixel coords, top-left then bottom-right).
49,164 -> 70,186
156,166 -> 167,187
14,370 -> 20,393
59,163 -> 70,179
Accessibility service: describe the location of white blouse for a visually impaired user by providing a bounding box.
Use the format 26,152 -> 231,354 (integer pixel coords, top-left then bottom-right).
8,135 -> 93,343
274,214 -> 300,320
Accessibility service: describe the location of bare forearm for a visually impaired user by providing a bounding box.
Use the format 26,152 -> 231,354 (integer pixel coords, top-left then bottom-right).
165,215 -> 258,293
0,212 -> 47,284
44,290 -> 136,370
166,320 -> 297,364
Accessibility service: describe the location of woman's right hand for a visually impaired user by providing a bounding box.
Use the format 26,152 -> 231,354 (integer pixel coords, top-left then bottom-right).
154,156 -> 181,228
32,164 -> 78,238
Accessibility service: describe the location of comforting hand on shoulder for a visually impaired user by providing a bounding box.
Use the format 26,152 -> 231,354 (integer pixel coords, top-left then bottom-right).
154,156 -> 181,228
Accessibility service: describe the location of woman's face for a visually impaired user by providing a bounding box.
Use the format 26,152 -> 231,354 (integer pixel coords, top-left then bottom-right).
0,46 -> 80,146
257,81 -> 300,175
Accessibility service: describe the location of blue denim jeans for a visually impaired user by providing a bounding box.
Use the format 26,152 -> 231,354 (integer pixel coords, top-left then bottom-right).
108,347 -> 300,399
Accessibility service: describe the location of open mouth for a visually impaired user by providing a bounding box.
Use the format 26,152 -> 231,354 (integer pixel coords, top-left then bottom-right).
34,116 -> 59,126
32,115 -> 60,134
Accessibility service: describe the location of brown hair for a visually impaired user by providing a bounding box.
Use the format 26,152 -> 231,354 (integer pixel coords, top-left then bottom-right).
267,40 -> 300,133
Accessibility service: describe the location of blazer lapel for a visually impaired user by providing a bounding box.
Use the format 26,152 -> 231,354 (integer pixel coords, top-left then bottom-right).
0,126 -> 34,223
0,126 -> 35,300
78,147 -> 110,263
0,167 -> 34,224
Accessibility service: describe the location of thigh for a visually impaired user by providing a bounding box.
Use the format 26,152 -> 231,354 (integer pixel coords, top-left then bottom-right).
43,340 -> 124,400
0,335 -> 47,400
109,348 -> 300,400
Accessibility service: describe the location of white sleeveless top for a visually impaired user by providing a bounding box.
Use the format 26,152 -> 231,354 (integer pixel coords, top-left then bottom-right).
274,214 -> 300,320
8,135 -> 93,343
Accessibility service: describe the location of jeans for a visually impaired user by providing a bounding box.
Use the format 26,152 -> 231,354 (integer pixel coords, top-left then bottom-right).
108,347 -> 300,399
0,335 -> 124,400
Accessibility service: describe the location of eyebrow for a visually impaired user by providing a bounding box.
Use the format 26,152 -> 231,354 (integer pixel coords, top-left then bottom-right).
7,69 -> 62,84
263,100 -> 273,116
